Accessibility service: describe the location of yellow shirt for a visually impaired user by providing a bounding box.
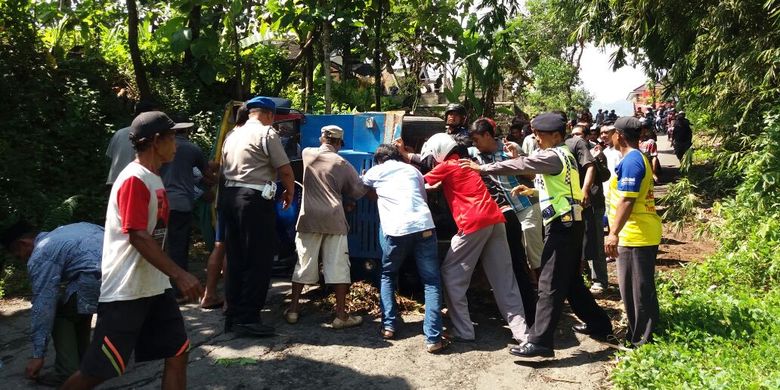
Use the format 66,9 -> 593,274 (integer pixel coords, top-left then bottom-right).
608,149 -> 662,246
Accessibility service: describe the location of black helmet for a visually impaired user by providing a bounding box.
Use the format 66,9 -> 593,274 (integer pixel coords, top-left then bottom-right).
444,103 -> 467,117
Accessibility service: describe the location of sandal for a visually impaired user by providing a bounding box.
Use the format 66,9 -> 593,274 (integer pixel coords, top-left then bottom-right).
426,339 -> 451,354
381,329 -> 395,339
200,299 -> 225,310
331,315 -> 363,329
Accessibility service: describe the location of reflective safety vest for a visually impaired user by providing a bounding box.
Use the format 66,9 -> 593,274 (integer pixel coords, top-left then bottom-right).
535,145 -> 583,225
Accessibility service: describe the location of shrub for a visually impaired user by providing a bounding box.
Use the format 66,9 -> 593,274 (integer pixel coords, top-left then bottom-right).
612,112 -> 780,388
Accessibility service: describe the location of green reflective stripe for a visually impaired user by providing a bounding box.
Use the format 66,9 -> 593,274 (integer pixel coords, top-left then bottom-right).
101,345 -> 122,376
537,145 -> 583,225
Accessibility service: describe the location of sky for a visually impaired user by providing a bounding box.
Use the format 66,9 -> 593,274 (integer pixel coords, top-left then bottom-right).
579,43 -> 647,116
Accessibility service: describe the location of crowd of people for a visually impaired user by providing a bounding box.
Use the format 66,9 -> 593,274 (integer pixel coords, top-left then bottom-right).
0,96 -> 686,388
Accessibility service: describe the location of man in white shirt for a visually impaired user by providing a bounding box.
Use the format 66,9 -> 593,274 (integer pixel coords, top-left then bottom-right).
63,111 -> 202,390
362,144 -> 447,353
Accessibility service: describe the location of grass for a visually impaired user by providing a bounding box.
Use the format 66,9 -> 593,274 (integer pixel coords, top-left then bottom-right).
611,114 -> 780,388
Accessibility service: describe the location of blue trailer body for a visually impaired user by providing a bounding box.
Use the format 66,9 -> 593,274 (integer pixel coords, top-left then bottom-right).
215,101 -> 442,278
297,112 -> 405,263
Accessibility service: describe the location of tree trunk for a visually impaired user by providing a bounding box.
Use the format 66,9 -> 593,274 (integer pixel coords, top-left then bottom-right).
183,4 -> 201,65
231,15 -> 242,100
373,0 -> 383,110
126,0 -> 152,101
566,38 -> 585,107
272,31 -> 315,96
341,27 -> 352,83
323,20 -> 332,113
304,44 -> 315,113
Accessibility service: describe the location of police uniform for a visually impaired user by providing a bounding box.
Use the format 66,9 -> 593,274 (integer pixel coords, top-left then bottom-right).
479,113 -> 612,358
220,96 -> 290,330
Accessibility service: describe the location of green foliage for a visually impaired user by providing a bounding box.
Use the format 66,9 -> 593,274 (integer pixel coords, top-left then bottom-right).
658,178 -> 698,231
0,0 -> 117,227
611,113 -> 780,388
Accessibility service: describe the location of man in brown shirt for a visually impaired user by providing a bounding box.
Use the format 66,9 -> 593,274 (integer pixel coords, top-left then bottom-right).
285,125 -> 366,329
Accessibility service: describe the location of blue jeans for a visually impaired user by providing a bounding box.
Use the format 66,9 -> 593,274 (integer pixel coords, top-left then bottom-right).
380,229 -> 443,344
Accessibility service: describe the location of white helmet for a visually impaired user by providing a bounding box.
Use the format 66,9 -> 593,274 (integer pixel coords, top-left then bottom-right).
420,133 -> 457,163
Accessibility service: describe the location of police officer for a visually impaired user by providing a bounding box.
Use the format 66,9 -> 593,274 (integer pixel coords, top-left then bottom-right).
460,112 -> 613,360
220,96 -> 295,337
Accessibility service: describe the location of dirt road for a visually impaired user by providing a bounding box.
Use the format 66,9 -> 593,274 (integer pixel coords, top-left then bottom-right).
0,135 -> 708,389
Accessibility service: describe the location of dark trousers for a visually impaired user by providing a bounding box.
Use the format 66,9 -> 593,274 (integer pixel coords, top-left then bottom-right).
674,143 -> 691,161
583,205 -> 608,284
220,187 -> 277,324
503,210 -> 537,325
528,218 -> 612,348
53,294 -> 92,380
617,245 -> 660,346
167,210 -> 193,271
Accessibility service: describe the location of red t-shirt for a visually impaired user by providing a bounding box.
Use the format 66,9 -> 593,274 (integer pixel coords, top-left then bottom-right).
424,154 -> 505,235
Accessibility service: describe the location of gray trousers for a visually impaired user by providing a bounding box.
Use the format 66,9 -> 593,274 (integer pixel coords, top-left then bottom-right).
441,223 -> 529,341
617,245 -> 660,346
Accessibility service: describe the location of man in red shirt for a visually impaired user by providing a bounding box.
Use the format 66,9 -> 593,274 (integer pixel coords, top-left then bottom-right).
422,134 -> 530,343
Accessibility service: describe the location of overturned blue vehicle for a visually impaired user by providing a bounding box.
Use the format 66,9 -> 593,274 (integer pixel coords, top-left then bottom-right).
213,98 -> 453,281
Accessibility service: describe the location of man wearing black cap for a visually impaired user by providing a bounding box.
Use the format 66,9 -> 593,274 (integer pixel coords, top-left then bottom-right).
1,221 -> 102,386
62,111 -> 202,390
220,96 -> 295,337
606,116 -> 662,347
460,112 -> 613,360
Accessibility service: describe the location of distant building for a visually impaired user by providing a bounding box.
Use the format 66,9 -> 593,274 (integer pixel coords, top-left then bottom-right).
627,83 -> 666,112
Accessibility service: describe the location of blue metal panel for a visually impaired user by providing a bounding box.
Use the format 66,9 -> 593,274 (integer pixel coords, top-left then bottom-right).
351,113 -> 386,153
300,115 -> 355,149
339,150 -> 382,260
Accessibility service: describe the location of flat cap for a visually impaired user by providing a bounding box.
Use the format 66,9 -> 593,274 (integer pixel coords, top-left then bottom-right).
614,116 -> 643,137
531,112 -> 567,132
321,125 -> 344,140
246,96 -> 276,111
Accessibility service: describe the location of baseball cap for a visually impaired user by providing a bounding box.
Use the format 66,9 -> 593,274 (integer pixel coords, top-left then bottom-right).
321,125 -> 344,139
130,111 -> 193,142
531,112 -> 567,132
614,116 -> 643,138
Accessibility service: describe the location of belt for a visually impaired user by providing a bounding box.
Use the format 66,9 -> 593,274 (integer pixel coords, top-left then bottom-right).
224,180 -> 267,192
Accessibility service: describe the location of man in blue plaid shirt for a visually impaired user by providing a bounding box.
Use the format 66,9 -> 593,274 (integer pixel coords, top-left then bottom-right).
467,118 -> 545,323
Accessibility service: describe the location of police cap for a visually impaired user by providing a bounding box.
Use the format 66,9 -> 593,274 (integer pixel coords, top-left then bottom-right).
246,96 -> 276,111
531,112 -> 567,132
